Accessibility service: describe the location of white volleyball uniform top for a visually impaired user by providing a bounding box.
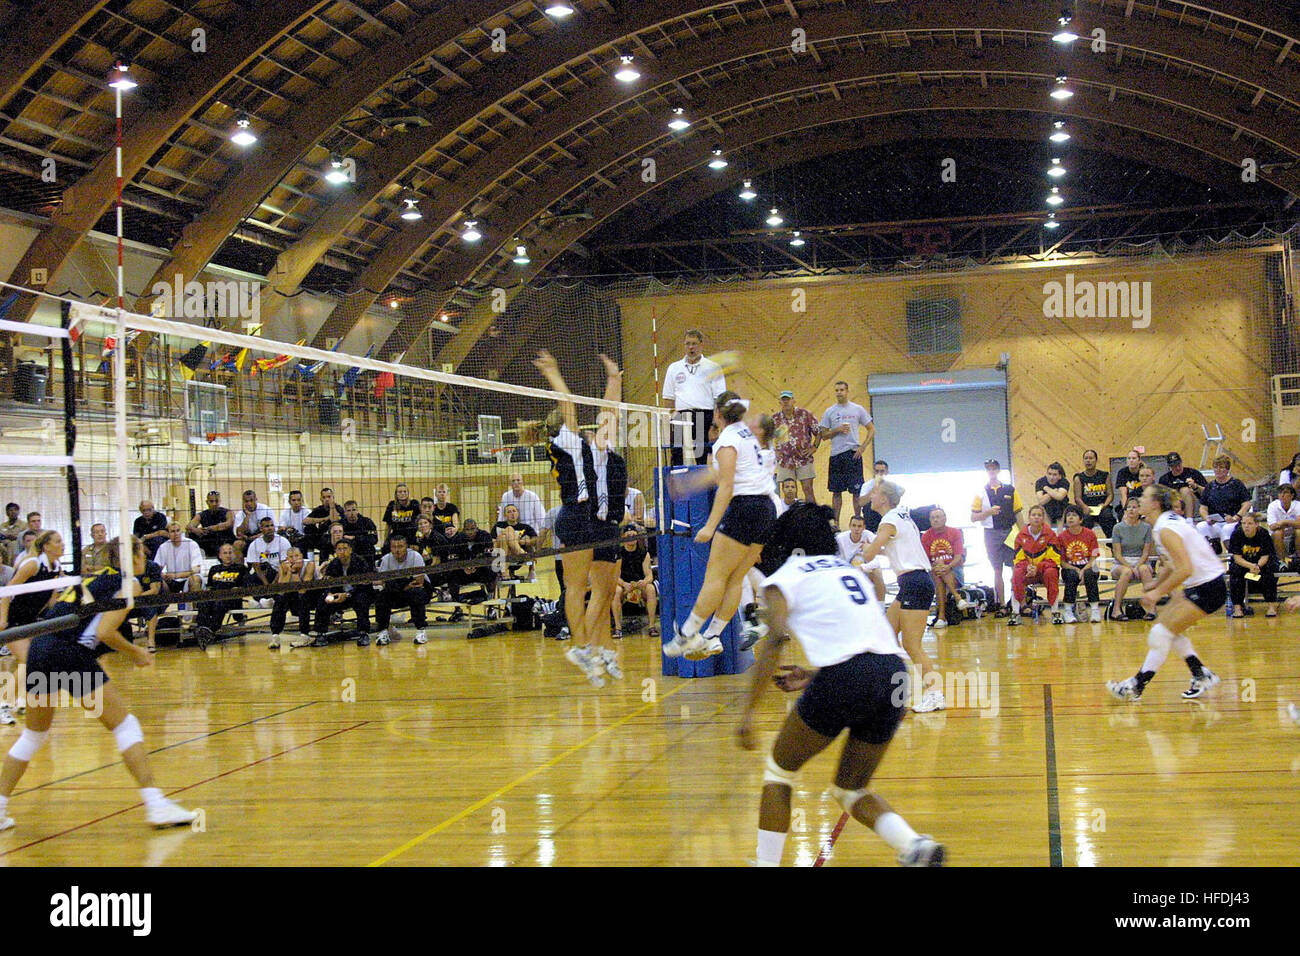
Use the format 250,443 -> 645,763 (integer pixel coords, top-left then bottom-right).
836,529 -> 885,571
877,506 -> 931,574
711,422 -> 775,497
1153,511 -> 1223,588
763,555 -> 903,667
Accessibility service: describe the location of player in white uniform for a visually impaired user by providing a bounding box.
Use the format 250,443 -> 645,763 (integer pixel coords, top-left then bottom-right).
1107,485 -> 1223,701
836,515 -> 887,602
857,481 -> 947,713
737,503 -> 944,866
664,393 -> 777,661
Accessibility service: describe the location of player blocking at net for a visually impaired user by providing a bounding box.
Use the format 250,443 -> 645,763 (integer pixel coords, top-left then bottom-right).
737,504 -> 944,866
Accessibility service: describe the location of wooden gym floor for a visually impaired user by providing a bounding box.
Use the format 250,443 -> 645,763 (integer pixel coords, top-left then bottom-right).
0,608 -> 1297,867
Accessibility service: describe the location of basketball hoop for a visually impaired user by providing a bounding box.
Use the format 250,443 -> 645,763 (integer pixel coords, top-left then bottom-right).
205,431 -> 240,444
489,446 -> 513,466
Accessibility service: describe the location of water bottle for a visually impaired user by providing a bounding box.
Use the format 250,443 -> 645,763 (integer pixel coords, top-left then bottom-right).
1224,591 -> 1234,620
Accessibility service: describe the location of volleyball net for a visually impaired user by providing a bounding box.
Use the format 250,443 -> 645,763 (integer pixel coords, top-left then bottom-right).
0,279 -> 671,639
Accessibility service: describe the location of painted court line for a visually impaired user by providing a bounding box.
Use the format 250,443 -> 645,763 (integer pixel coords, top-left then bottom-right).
369,682 -> 690,866
1043,684 -> 1063,867
813,812 -> 850,867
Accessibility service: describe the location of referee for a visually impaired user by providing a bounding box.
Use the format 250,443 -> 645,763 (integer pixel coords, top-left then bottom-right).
662,329 -> 726,465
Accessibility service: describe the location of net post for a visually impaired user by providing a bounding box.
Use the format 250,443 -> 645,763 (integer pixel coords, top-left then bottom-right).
114,308 -> 132,607
60,300 -> 83,574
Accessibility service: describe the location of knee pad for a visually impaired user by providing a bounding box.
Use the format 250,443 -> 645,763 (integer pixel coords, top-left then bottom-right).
1148,623 -> 1174,654
829,785 -> 869,814
113,714 -> 144,753
8,728 -> 49,762
763,754 -> 797,788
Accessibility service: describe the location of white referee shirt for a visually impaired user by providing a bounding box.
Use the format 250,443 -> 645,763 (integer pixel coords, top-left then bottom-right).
662,355 -> 725,410
878,506 -> 931,574
763,555 -> 902,667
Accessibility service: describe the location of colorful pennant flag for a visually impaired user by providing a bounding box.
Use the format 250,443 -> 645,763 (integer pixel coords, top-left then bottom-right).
250,339 -> 305,376
177,342 -> 209,381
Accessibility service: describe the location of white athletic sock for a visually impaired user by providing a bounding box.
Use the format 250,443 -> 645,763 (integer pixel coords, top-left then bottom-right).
756,828 -> 787,866
703,617 -> 728,639
0,794 -> 8,815
1089,603 -> 1099,610
1170,635 -> 1196,660
140,787 -> 165,807
681,612 -> 707,638
1010,598 -> 1021,613
873,812 -> 919,853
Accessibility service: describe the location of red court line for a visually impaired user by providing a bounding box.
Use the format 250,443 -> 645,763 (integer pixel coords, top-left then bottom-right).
0,720 -> 369,857
813,812 -> 849,867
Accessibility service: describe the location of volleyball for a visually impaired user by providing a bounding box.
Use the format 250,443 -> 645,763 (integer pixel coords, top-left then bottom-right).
707,350 -> 742,381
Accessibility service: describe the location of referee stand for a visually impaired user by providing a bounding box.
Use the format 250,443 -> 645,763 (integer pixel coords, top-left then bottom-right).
656,465 -> 754,678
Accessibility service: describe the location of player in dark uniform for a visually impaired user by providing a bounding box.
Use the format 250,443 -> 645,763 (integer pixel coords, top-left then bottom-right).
0,536 -> 197,830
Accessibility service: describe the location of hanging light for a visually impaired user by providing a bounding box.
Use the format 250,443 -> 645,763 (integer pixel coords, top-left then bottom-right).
738,180 -> 757,201
668,107 -> 690,132
707,147 -> 728,170
1047,157 -> 1067,177
1050,74 -> 1074,99
614,55 -> 640,83
325,154 -> 350,184
107,60 -> 137,91
544,3 -> 576,17
766,208 -> 783,227
1044,213 -> 1060,230
400,197 -> 422,220
1046,186 -> 1064,206
230,112 -> 258,146
789,231 -> 805,247
513,244 -> 531,265
1053,13 -> 1079,44
389,298 -> 400,309
1049,120 -> 1071,143
462,220 -> 482,242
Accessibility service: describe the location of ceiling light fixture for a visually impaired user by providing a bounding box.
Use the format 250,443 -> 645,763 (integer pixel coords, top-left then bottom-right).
1053,13 -> 1079,44
513,244 -> 531,265
789,231 -> 805,247
668,107 -> 690,132
107,60 -> 137,91
738,180 -> 757,201
1049,120 -> 1071,143
1050,74 -> 1074,99
400,197 -> 422,220
1046,186 -> 1064,206
230,112 -> 257,146
325,154 -> 350,184
766,208 -> 783,227
544,3 -> 576,17
614,55 -> 640,83
1047,158 -> 1067,177
1044,213 -> 1060,229
708,147 -> 728,170
462,220 -> 482,242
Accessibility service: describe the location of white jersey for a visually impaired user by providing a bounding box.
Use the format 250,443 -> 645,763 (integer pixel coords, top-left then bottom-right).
1267,498 -> 1300,526
280,506 -> 308,535
662,356 -> 725,409
878,506 -> 931,574
712,422 -> 775,497
1153,511 -> 1223,588
248,534 -> 291,570
763,555 -> 903,666
836,529 -> 885,571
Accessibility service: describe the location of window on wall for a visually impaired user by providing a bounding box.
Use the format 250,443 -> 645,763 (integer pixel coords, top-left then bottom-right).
906,297 -> 962,354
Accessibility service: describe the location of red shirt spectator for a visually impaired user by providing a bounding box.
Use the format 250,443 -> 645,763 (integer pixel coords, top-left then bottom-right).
921,525 -> 965,567
1057,525 -> 1099,569
773,404 -> 819,471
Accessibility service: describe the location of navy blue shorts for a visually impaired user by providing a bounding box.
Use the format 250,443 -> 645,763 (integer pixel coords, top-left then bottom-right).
1185,575 -> 1227,615
26,636 -> 109,697
592,519 -> 622,563
796,652 -> 908,744
895,569 -> 936,611
716,494 -> 776,547
555,502 -> 600,550
827,450 -> 865,494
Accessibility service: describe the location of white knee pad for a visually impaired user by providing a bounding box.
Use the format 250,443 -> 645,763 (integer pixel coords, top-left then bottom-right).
763,754 -> 797,787
829,785 -> 869,814
1148,623 -> 1174,654
113,714 -> 144,753
8,729 -> 49,763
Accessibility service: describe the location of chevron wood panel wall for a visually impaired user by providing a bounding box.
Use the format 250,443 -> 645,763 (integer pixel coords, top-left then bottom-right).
620,249 -> 1279,500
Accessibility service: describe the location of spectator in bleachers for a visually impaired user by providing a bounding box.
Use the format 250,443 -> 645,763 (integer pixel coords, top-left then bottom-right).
774,477 -> 803,517
447,519 -> 497,604
133,553 -> 163,653
247,517 -> 291,588
155,523 -> 202,597
432,484 -> 460,531
921,507 -> 965,628
1280,452 -> 1300,488
773,389 -> 821,505
613,524 -> 657,638
818,381 -> 875,528
12,530 -> 35,568
1035,462 -> 1071,528
187,490 -> 234,558
624,486 -> 645,524
192,543 -> 250,648
1109,497 -> 1155,620
836,514 -> 887,602
232,489 -> 275,560
1073,450 -> 1115,538
271,547 -> 318,650
1115,449 -> 1144,518
859,460 -> 889,530
1009,505 -> 1062,625
316,539 -> 373,646
25,512 -> 41,534
382,483 -> 418,553
279,489 -> 308,546
498,474 -> 545,530
1138,465 -> 1157,495
1268,483 -> 1300,570
132,500 -> 169,558
318,522 -> 345,564
1157,452 -> 1204,520
412,515 -> 445,566
494,504 -> 537,580
1196,454 -> 1253,551
375,534 -> 429,645
1057,505 -> 1102,623
302,487 -> 343,554
971,458 -> 1023,616
0,503 -> 21,565
1228,511 -> 1278,618
340,500 -> 378,563
80,523 -> 112,574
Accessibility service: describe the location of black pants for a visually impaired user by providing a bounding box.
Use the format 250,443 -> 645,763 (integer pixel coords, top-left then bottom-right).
668,408 -> 713,465
1062,566 -> 1100,603
195,596 -> 241,632
1229,563 -> 1277,604
270,592 -> 314,635
376,586 -> 428,629
1082,509 -> 1116,538
449,567 -> 495,603
315,587 -> 372,633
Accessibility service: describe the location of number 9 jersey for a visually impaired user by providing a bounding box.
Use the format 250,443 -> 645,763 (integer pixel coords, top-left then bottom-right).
762,554 -> 904,667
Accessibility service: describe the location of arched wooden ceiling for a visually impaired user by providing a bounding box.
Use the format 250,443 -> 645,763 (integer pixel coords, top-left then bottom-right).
1,0 -> 1297,367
